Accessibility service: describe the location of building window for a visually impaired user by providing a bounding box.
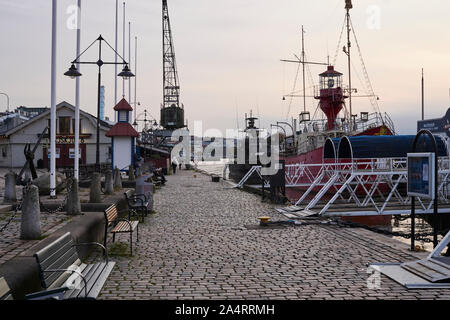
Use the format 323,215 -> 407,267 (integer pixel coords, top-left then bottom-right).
59,117 -> 71,135
118,111 -> 128,122
72,119 -> 82,134
2,147 -> 7,158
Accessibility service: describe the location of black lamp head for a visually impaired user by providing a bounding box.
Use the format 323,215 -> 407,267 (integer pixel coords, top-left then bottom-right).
118,64 -> 134,80
64,64 -> 82,79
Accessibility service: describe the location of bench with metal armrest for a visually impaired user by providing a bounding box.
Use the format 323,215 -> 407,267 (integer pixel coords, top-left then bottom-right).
104,204 -> 139,256
1,277 -> 73,301
124,190 -> 149,222
31,232 -> 115,300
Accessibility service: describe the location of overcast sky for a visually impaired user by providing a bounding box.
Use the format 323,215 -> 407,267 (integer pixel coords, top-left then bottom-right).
1,0 -> 450,135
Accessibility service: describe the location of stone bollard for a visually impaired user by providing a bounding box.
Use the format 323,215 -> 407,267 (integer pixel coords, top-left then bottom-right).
113,168 -> 122,191
128,165 -> 136,182
20,185 -> 41,240
66,178 -> 81,215
104,170 -> 114,195
4,171 -> 17,204
136,167 -> 141,178
89,173 -> 102,203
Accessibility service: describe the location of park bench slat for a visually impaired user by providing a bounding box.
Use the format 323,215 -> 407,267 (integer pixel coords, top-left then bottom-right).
39,243 -> 78,271
42,252 -> 80,288
35,233 -> 74,264
105,207 -> 118,223
104,204 -> 139,255
33,232 -> 115,299
112,221 -> 138,233
64,262 -> 108,299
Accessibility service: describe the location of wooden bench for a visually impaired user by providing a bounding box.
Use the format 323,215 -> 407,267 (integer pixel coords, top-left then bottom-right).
124,190 -> 148,222
104,204 -> 139,255
31,232 -> 115,300
0,277 -> 13,300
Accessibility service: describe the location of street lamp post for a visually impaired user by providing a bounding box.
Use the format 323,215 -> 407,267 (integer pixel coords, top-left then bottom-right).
65,34 -> 134,172
277,121 -> 295,150
271,124 -> 287,153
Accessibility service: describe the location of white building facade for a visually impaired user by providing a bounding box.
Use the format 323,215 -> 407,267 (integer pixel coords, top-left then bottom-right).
0,101 -> 112,169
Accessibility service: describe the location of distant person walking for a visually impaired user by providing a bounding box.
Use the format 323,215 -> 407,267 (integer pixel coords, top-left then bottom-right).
171,158 -> 178,174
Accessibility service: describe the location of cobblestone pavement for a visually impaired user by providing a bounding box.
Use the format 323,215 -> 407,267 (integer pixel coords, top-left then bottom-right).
0,212 -> 72,266
0,168 -> 74,266
99,170 -> 450,300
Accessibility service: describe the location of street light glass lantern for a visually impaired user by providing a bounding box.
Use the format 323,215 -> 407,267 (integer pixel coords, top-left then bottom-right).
118,65 -> 134,80
64,64 -> 82,79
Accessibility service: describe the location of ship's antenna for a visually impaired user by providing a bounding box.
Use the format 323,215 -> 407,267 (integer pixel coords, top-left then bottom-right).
422,68 -> 425,121
301,26 -> 306,113
344,0 -> 353,129
235,100 -> 240,131
256,99 -> 261,128
281,27 -> 327,118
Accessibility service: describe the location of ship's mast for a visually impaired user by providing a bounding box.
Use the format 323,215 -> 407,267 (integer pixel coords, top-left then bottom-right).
281,27 -> 327,113
344,0 -> 353,129
301,26 -> 306,113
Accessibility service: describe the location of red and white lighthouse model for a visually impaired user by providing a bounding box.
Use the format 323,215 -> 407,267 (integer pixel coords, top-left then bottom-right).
106,98 -> 139,170
315,66 -> 347,130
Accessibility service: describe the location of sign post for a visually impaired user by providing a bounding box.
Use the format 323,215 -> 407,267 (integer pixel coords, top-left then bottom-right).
408,130 -> 439,250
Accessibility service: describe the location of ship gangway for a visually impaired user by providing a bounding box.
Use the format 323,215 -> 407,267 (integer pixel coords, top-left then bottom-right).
278,135 -> 450,218
233,135 -> 450,218
276,156 -> 450,218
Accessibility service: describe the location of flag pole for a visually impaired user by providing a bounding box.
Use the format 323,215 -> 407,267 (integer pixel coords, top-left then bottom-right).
128,21 -> 131,106
122,2 -> 126,98
74,0 -> 81,180
50,0 -> 57,198
134,36 -> 137,125
114,0 -> 118,121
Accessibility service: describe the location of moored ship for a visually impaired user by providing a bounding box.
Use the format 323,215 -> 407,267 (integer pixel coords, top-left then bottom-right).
229,0 -> 397,226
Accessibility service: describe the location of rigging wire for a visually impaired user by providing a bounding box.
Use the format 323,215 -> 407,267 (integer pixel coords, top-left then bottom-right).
304,52 -> 317,111
284,59 -> 301,121
332,16 -> 347,66
349,16 -> 382,115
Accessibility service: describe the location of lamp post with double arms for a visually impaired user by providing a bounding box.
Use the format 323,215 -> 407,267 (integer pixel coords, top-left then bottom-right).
277,121 -> 296,151
64,34 -> 134,172
271,124 -> 287,153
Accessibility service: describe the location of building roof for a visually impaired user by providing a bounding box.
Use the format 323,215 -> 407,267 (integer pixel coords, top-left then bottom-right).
319,65 -> 343,77
114,98 -> 133,111
2,101 -> 112,137
106,122 -> 139,137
